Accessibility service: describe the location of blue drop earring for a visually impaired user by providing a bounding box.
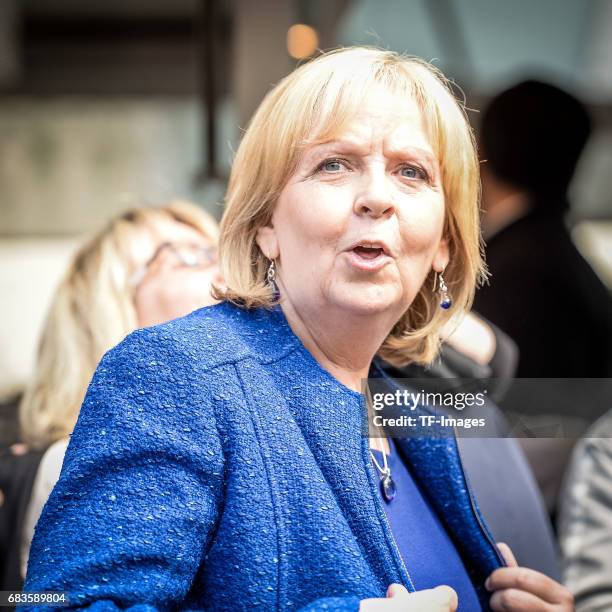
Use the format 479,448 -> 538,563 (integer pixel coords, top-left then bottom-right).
436,270 -> 452,310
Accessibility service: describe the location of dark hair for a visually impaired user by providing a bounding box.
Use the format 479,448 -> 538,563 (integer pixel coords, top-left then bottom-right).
480,79 -> 592,207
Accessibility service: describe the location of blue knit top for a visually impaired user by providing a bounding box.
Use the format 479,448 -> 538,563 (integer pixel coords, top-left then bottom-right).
24,302 -> 502,611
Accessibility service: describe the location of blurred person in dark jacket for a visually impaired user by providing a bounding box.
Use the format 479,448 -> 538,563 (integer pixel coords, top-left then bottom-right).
475,79 -> 612,379
475,80 -> 612,515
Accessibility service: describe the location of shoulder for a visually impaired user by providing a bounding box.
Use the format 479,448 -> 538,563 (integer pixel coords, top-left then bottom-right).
76,306 -> 246,439
559,412 -> 612,527
67,311 -> 247,480
110,301 -> 300,377
77,300 -> 303,446
109,302 -> 248,375
568,412 -> 612,476
84,301 -> 301,429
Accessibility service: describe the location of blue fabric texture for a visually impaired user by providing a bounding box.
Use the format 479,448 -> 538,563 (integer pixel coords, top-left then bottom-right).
372,440 -> 482,611
24,302 -> 502,611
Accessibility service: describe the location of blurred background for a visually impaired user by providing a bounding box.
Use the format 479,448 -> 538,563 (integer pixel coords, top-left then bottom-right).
1,0 -> 612,416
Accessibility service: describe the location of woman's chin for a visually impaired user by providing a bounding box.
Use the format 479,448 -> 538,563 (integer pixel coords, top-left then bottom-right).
329,286 -> 406,317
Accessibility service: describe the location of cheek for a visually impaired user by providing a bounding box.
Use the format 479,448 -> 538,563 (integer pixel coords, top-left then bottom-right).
397,197 -> 445,255
277,183 -> 350,252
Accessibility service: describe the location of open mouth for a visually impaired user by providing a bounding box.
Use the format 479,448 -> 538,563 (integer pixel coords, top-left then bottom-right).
352,245 -> 385,260
345,242 -> 391,271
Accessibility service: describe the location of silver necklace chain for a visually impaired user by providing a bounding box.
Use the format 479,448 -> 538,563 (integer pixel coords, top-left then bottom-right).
365,383 -> 391,475
369,445 -> 390,476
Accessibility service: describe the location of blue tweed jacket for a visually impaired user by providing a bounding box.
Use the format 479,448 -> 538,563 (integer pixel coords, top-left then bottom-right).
24,302 -> 503,611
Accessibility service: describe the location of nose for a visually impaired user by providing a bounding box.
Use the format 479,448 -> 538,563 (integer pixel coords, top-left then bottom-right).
353,168 -> 396,218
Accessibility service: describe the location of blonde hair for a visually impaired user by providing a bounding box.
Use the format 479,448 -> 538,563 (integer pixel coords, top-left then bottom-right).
20,201 -> 219,450
216,46 -> 485,365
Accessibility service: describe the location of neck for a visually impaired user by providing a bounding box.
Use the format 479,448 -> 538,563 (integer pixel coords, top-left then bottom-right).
279,297 -> 398,393
482,191 -> 531,240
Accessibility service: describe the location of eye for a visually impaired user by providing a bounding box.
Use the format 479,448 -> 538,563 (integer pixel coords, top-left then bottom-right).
399,165 -> 428,180
317,158 -> 347,173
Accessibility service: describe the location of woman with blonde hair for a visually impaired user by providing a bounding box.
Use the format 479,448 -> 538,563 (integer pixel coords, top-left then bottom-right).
24,48 -> 573,611
20,200 -> 220,450
16,200 -> 221,581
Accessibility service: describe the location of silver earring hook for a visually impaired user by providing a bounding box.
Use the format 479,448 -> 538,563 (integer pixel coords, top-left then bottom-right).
266,259 -> 276,285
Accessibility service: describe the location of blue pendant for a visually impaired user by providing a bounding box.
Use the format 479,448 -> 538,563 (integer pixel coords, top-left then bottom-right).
381,474 -> 397,502
440,297 -> 452,309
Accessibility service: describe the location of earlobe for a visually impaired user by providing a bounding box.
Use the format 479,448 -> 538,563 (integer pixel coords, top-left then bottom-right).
433,237 -> 450,273
255,225 -> 280,260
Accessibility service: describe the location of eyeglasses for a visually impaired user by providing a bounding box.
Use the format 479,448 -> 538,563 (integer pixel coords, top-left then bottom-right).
129,241 -> 218,287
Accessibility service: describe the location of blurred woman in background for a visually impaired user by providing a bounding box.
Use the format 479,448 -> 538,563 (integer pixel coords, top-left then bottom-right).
14,200 -> 221,582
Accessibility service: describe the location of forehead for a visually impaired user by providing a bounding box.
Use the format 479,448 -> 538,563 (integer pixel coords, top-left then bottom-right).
305,88 -> 435,156
305,93 -> 435,158
145,217 -> 211,246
